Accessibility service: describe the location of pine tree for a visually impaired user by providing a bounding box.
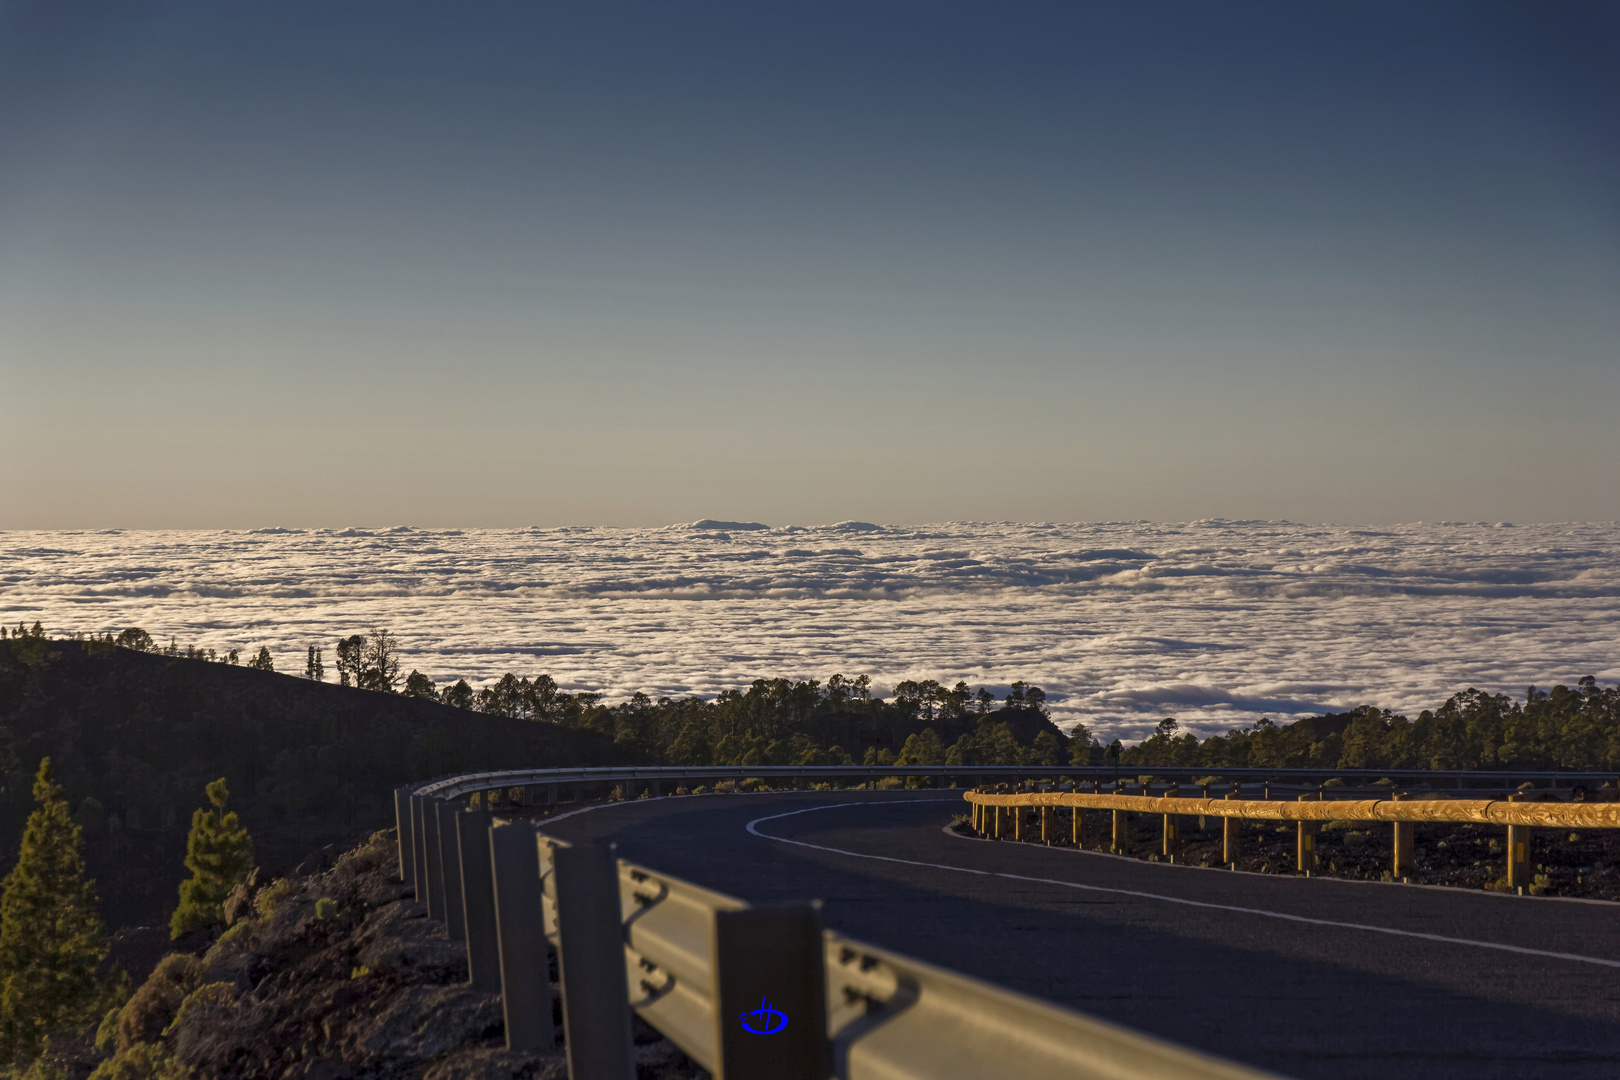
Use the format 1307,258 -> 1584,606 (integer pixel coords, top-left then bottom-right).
304,645 -> 324,681
0,759 -> 109,1063
169,779 -> 255,939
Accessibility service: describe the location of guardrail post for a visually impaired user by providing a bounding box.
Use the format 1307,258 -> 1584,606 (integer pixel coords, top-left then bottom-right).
1112,803 -> 1129,854
1391,792 -> 1413,878
1072,804 -> 1083,846
410,796 -> 430,904
551,842 -> 634,1080
1506,792 -> 1530,888
713,904 -> 828,1080
1014,803 -> 1023,841
456,808 -> 501,992
1223,793 -> 1241,865
490,822 -> 555,1052
424,798 -> 448,923
1296,794 -> 1318,874
1162,787 -> 1180,861
394,787 -> 416,891
1040,804 -> 1052,844
437,800 -> 466,941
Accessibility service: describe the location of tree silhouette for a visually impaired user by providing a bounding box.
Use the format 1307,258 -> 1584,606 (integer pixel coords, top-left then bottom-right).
169,778 -> 255,939
0,759 -> 109,1062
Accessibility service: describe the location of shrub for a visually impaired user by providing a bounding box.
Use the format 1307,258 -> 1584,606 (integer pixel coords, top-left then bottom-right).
115,955 -> 198,1051
162,983 -> 235,1038
253,880 -> 294,919
216,922 -> 253,947
314,898 -> 337,921
87,1041 -> 182,1080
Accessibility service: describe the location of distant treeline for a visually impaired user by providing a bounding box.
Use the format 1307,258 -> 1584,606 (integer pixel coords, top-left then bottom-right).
8,622 -> 1620,781
1122,681 -> 1620,773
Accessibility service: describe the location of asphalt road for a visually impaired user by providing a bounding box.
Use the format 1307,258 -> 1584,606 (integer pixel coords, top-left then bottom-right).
541,789 -> 1620,1080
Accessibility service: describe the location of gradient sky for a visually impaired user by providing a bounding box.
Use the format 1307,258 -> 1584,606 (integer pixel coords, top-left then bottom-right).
2,2 -> 1617,528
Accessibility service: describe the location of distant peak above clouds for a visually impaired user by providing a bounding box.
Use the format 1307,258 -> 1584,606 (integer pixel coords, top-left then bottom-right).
663,519 -> 887,534
672,520 -> 771,531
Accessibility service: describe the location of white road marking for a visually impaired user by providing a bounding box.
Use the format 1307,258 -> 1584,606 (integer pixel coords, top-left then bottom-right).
745,801 -> 1620,971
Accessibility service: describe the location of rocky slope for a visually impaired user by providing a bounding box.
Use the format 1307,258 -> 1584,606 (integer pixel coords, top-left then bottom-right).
70,830 -> 699,1080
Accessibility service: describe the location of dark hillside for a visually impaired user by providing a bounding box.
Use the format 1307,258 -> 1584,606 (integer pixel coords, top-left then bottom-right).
0,637 -> 635,927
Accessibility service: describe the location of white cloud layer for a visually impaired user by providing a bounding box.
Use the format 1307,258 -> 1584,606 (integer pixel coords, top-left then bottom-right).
2,520 -> 1616,743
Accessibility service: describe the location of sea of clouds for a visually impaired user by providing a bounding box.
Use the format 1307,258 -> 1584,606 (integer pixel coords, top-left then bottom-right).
2,520 -> 1617,743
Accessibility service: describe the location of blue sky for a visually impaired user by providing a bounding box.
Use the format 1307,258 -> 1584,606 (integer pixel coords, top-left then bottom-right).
2,2 -> 1616,527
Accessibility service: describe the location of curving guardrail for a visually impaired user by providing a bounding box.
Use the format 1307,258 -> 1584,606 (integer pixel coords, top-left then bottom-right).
965,783 -> 1620,886
394,767 -> 1285,1080
409,763 -> 1620,802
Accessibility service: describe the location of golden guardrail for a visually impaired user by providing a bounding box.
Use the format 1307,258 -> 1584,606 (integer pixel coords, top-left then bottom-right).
965,790 -> 1620,827
963,786 -> 1618,887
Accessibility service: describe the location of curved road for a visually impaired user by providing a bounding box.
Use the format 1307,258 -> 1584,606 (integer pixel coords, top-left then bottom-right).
542,790 -> 1620,1079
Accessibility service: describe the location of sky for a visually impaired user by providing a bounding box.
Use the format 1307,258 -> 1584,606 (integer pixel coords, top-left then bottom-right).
2,1 -> 1617,529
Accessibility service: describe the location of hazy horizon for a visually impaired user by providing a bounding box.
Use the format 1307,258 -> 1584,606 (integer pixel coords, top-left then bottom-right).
4,2 -> 1618,528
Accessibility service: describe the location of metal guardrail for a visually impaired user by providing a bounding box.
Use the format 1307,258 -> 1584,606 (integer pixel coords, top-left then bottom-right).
410,763 -> 1620,801
966,783 -> 1620,886
394,772 -> 1285,1080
